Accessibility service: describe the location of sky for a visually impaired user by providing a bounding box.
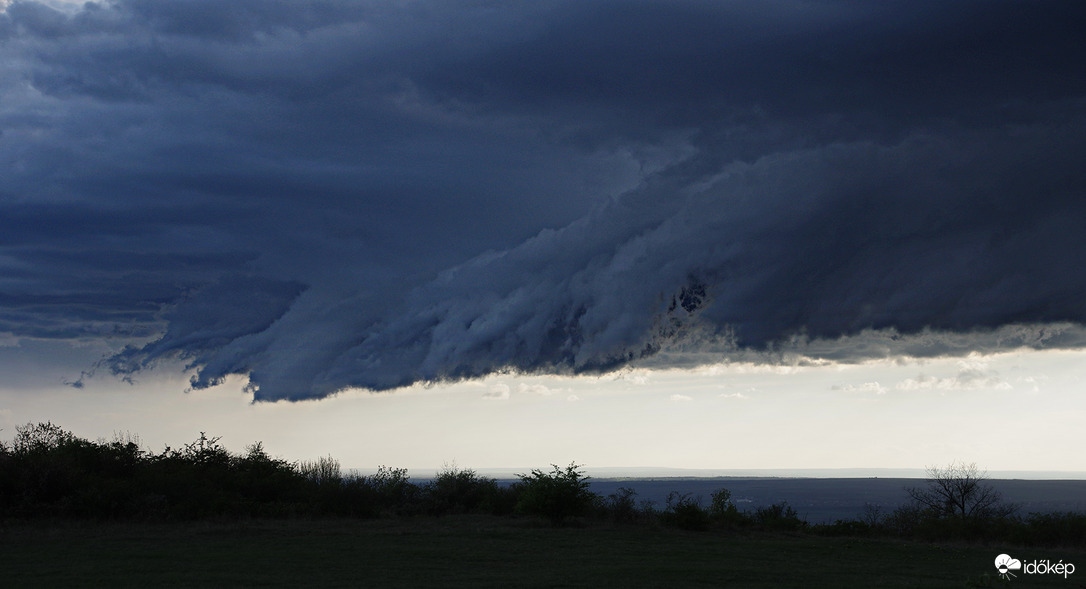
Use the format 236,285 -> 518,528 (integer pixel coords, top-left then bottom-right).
2,0 -> 1085,475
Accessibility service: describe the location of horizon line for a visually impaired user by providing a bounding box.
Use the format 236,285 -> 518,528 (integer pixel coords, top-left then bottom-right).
346,466 -> 1086,480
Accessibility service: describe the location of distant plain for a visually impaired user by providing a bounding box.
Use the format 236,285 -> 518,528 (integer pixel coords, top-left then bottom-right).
583,477 -> 1086,523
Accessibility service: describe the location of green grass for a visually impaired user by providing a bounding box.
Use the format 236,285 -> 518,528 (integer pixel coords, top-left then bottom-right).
2,517 -> 1083,588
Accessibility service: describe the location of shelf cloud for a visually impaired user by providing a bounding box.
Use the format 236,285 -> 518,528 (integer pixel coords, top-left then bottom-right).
2,0 -> 1085,400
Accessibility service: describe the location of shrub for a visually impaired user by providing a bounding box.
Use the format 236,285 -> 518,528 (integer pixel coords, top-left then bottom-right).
514,463 -> 597,524
424,464 -> 503,515
233,442 -> 306,508
663,492 -> 710,531
708,488 -> 748,526
298,455 -> 342,486
860,503 -> 884,527
369,465 -> 420,515
884,499 -> 1030,543
605,486 -> 641,523
12,421 -> 77,455
884,501 -> 925,536
754,502 -> 807,531
1020,512 -> 1086,547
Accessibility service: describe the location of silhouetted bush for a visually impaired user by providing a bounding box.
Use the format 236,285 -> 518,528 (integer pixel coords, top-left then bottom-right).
754,502 -> 807,532
1020,511 -> 1086,547
3,422 -> 1084,548
3,423 -> 147,517
369,465 -> 421,515
708,488 -> 749,527
883,501 -> 925,536
0,423 -> 316,519
299,454 -> 341,486
423,464 -> 510,516
859,503 -> 884,528
902,510 -> 1086,548
514,463 -> 597,524
605,486 -> 642,523
662,492 -> 710,531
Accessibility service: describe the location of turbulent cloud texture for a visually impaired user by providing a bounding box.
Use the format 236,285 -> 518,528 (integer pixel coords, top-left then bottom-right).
2,0 -> 1085,400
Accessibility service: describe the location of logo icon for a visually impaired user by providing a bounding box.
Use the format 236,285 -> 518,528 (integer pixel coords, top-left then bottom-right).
995,554 -> 1022,580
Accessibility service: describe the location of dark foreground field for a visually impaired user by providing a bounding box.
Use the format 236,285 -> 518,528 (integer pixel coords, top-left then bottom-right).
3,517 -> 1083,588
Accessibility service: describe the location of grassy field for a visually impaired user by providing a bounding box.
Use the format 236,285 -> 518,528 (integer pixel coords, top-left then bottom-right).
2,517 -> 1083,588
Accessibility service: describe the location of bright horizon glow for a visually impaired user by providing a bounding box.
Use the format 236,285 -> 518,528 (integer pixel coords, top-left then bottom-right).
3,345 -> 1083,478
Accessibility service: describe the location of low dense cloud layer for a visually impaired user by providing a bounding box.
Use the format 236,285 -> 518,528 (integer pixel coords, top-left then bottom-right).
2,0 -> 1085,400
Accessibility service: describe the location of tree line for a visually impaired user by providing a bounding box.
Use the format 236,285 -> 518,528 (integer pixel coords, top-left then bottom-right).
1,422 -> 1082,546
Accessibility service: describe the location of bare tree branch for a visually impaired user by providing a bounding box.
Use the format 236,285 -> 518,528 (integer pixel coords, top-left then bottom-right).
905,461 -> 1014,521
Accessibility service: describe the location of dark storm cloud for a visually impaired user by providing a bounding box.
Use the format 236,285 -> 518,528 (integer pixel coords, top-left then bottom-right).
1,0 -> 1084,400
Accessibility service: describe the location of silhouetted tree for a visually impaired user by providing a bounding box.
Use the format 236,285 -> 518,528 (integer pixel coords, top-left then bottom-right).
13,421 -> 76,455
906,461 -> 1015,522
